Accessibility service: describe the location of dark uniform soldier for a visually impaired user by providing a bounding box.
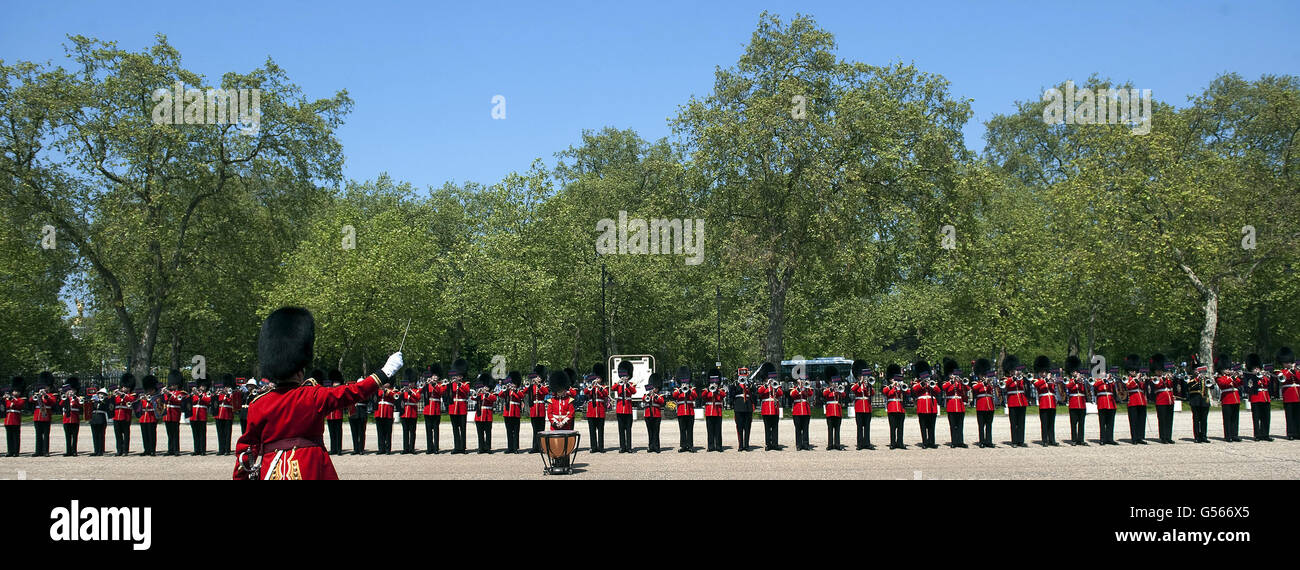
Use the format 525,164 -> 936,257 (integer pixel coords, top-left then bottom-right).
756,363 -> 783,450
672,366 -> 696,452
941,359 -> 967,448
882,364 -> 908,449
822,367 -> 846,451
850,360 -> 876,450
1184,364 -> 1212,443
59,377 -> 84,456
643,373 -> 666,452
89,384 -> 111,456
611,361 -> 638,453
971,359 -> 997,448
730,367 -> 755,451
524,365 -> 547,453
348,376 -> 369,454
1001,356 -> 1029,447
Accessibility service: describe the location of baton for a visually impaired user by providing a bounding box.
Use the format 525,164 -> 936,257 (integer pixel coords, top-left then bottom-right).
397,318 -> 412,352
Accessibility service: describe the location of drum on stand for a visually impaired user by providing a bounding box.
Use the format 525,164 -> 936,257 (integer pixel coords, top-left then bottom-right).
538,430 -> 581,475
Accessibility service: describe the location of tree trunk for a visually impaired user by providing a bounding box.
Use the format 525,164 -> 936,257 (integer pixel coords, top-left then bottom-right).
763,266 -> 790,365
170,329 -> 181,370
129,301 -> 165,378
1198,288 -> 1219,371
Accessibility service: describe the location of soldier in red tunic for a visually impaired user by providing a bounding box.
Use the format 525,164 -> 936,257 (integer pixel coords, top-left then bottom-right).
137,375 -> 159,456
215,374 -> 239,455
501,371 -> 526,453
789,377 -> 814,451
1030,356 -> 1059,447
1001,356 -> 1029,447
941,359 -> 967,449
4,377 -> 25,457
546,371 -> 575,431
31,372 -> 58,457
1150,356 -> 1177,444
702,367 -> 726,452
234,306 -> 402,480
373,380 -> 398,454
850,360 -> 876,450
473,372 -> 498,454
1245,353 -> 1273,442
1062,358 -> 1089,446
1122,355 -> 1150,444
971,359 -> 997,448
882,364 -> 907,449
447,359 -> 471,454
112,374 -> 137,456
161,371 -> 186,456
1279,347 -> 1298,440
611,361 -> 638,453
423,364 -> 447,454
1093,366 -> 1120,445
399,369 -> 421,454
822,367 -> 846,451
189,381 -> 212,455
583,363 -> 608,453
756,363 -> 783,451
672,366 -> 697,452
524,365 -> 548,453
60,377 -> 84,456
1215,358 -> 1243,442
325,370 -> 345,455
911,361 -> 939,449
643,373 -> 666,452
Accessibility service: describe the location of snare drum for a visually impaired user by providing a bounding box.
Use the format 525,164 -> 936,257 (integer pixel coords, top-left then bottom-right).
538,429 -> 581,475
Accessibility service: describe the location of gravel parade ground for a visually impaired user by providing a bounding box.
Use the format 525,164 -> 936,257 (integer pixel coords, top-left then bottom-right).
4,410 -> 1297,479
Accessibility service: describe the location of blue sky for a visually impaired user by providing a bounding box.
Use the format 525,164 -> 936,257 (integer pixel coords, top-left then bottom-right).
2,0 -> 1296,191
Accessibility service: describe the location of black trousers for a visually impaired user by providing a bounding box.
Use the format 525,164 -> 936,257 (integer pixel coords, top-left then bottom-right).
425,414 -> 442,453
1099,408 -> 1117,443
327,419 -> 343,454
588,417 -> 605,452
504,416 -> 521,452
1068,408 -> 1086,443
5,425 -> 19,456
376,418 -> 393,453
1285,402 -> 1299,439
1222,403 -> 1240,440
450,414 -> 468,452
349,416 -> 367,453
529,417 -> 544,453
946,411 -> 964,446
976,410 -> 994,445
734,411 -> 753,450
855,413 -> 873,448
1038,408 -> 1056,445
114,421 -> 131,455
793,415 -> 811,449
762,414 -> 779,448
62,422 -> 79,455
216,418 -> 233,454
1251,403 -> 1271,440
825,416 -> 842,449
887,412 -> 905,448
139,422 -> 157,455
1191,404 -> 1210,441
705,415 -> 723,451
616,413 -> 633,452
1155,404 -> 1174,442
401,417 -> 417,452
1008,406 -> 1026,445
190,420 -> 207,455
918,413 -> 937,447
164,421 -> 181,455
677,415 -> 694,450
91,423 -> 107,455
34,421 -> 50,456
1127,405 -> 1147,443
646,416 -> 662,451
475,420 -> 492,452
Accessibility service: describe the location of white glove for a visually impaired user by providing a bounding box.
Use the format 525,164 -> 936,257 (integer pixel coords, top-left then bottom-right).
382,352 -> 404,379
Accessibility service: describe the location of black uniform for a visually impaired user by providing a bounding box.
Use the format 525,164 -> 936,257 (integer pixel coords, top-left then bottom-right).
730,378 -> 755,451
89,389 -> 111,455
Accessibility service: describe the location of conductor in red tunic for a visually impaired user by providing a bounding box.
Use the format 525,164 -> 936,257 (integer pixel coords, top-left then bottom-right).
234,307 -> 403,480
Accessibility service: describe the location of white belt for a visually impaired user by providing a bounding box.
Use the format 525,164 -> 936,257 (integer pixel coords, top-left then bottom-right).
377,401 -> 394,406
793,399 -> 807,403
1221,388 -> 1237,392
1283,383 -> 1299,388
115,405 -> 131,409
916,395 -> 934,400
1007,390 -> 1024,395
1097,392 -> 1113,396
976,394 -> 993,399
453,398 -> 467,402
854,396 -> 871,400
165,405 -> 181,408
1155,388 -> 1171,393
946,395 -> 963,399
886,398 -> 902,402
763,398 -> 778,402
219,404 -> 234,408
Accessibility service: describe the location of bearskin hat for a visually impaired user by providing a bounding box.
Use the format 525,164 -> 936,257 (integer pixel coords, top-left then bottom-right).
141,374 -> 158,391
1149,354 -> 1166,373
9,376 -> 23,393
257,307 -> 315,382
649,372 -> 663,391
119,373 -> 136,390
824,366 -> 840,383
508,370 -> 522,386
428,363 -> 444,380
477,371 -> 496,390
914,360 -> 931,380
853,359 -> 872,378
675,366 -> 691,381
1123,354 -> 1141,373
548,370 -> 571,394
67,376 -> 80,392
617,360 -> 634,379
329,369 -> 344,385
450,358 -> 468,379
36,371 -> 53,389
974,358 -> 993,378
528,364 -> 545,380
1033,355 -> 1051,374
1002,355 -> 1020,376
1278,347 -> 1295,365
1246,353 -> 1262,371
886,363 -> 903,380
1065,355 -> 1082,374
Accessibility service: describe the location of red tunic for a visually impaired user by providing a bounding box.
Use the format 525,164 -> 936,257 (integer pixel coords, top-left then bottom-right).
139,396 -> 158,423
822,388 -> 844,417
584,386 -> 608,418
1004,378 -> 1029,407
1216,375 -> 1242,405
474,392 -> 497,422
1093,379 -> 1118,410
325,406 -> 343,421
447,382 -> 471,416
942,381 -> 966,413
32,392 -> 57,422
1032,378 -> 1058,409
611,382 -> 638,415
851,382 -> 874,413
501,388 -> 525,418
216,393 -> 238,420
546,397 -> 575,430
232,375 -> 382,480
758,385 -> 783,415
882,384 -> 906,414
672,388 -> 697,416
162,391 -> 185,422
1124,377 -> 1148,407
1151,377 -> 1176,406
113,394 -> 136,422
1249,376 -> 1272,404
189,393 -> 211,421
61,395 -> 84,424
1282,369 -> 1299,404
912,383 -> 939,414
374,389 -> 398,419
972,381 -> 996,412
400,388 -> 421,419
789,387 -> 813,416
3,396 -> 25,426
1064,380 -> 1089,410
423,382 -> 446,415
525,384 -> 548,417
702,388 -> 726,417
643,393 -> 665,418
